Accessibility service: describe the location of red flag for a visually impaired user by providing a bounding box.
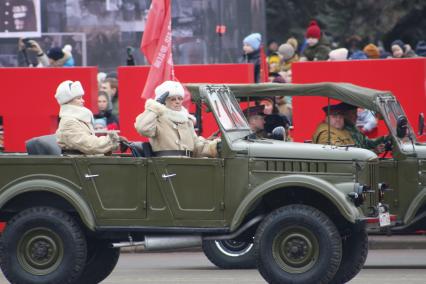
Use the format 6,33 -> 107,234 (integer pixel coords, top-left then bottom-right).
140,0 -> 175,100
259,44 -> 269,82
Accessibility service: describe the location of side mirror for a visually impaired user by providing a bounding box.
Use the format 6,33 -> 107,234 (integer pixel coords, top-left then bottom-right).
396,115 -> 408,139
418,113 -> 424,135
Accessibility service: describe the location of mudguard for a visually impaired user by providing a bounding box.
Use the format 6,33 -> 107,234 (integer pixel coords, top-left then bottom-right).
230,174 -> 362,231
0,175 -> 96,231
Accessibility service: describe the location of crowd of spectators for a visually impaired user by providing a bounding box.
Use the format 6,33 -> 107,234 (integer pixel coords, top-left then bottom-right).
265,20 -> 425,87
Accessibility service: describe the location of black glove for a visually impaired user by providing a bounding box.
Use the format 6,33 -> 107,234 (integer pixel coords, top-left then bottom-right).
271,126 -> 286,140
156,91 -> 169,104
216,141 -> 222,154
119,140 -> 129,153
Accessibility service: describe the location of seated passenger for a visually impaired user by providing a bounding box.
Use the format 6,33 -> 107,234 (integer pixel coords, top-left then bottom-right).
134,81 -> 218,157
259,97 -> 291,141
244,104 -> 288,141
244,105 -> 268,139
55,80 -> 122,155
313,104 -> 354,146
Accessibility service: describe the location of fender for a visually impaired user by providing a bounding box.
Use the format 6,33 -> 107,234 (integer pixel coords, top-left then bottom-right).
403,187 -> 426,225
230,174 -> 362,231
0,174 -> 96,231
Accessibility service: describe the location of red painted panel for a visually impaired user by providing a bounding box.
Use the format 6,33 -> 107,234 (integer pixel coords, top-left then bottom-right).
292,58 -> 426,142
0,67 -> 98,152
118,64 -> 254,141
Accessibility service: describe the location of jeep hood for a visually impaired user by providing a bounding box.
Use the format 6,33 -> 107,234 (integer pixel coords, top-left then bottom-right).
234,139 -> 377,161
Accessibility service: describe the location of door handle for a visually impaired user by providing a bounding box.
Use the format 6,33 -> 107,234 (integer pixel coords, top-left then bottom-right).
162,173 -> 176,179
85,174 -> 99,179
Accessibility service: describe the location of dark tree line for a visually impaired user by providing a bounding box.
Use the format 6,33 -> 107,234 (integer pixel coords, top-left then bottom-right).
265,0 -> 426,50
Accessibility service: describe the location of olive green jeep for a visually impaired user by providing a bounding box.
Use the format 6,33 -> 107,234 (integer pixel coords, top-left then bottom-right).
0,83 -> 392,284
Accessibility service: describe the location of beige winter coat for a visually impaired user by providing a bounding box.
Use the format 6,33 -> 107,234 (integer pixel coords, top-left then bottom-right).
134,99 -> 218,157
56,104 -> 119,155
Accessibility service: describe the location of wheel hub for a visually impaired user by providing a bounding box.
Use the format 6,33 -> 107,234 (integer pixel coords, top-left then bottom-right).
286,239 -> 309,260
18,228 -> 64,276
272,227 -> 319,273
31,239 -> 53,261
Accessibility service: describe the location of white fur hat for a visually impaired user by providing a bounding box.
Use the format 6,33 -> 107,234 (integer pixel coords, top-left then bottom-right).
55,80 -> 85,105
154,80 -> 184,101
328,48 -> 348,61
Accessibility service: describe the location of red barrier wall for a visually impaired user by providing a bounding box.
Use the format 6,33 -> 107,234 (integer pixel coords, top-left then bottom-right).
118,64 -> 254,140
292,58 -> 426,142
0,67 -> 98,152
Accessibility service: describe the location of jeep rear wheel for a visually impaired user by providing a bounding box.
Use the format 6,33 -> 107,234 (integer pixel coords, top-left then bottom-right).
78,239 -> 120,284
202,239 -> 256,269
255,205 -> 342,284
0,207 -> 87,284
330,224 -> 368,284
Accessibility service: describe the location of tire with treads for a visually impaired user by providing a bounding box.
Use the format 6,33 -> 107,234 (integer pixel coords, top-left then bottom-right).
0,206 -> 87,284
255,204 -> 342,284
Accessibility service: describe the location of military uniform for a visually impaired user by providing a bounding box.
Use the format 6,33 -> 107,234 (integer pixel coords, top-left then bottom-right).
313,123 -> 354,146
345,123 -> 386,150
0,0 -> 36,33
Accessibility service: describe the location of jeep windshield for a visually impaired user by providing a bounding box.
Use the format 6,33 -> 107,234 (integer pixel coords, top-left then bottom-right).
380,97 -> 416,146
203,86 -> 250,131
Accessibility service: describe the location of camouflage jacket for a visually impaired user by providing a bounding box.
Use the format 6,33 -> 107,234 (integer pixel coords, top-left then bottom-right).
345,124 -> 386,150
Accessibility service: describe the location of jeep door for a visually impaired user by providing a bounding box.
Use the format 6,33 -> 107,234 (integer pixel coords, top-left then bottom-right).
78,157 -> 147,222
149,157 -> 224,222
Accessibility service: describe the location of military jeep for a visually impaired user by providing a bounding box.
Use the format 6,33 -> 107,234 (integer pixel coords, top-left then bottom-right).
0,83 -> 390,284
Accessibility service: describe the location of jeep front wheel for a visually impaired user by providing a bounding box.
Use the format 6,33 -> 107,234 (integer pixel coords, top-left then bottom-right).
255,205 -> 342,284
0,207 -> 87,284
202,239 -> 256,269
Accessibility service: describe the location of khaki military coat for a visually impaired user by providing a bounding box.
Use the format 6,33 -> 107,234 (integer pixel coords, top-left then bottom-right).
312,122 -> 355,146
56,104 -> 119,155
134,99 -> 218,157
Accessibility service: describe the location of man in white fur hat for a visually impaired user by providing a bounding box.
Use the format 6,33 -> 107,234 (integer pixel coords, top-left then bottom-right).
134,81 -> 219,157
55,80 -> 123,155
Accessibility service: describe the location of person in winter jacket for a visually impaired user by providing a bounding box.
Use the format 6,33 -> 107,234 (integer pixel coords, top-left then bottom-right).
240,33 -> 262,83
391,40 -> 417,58
278,42 -> 299,71
313,104 -> 354,146
415,41 -> 426,57
301,20 -> 331,61
134,81 -> 219,158
328,48 -> 348,61
94,92 -> 119,130
55,80 -> 122,155
363,43 -> 381,59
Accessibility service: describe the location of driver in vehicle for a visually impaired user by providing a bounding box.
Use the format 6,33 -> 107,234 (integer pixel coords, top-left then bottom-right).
55,80 -> 124,155
244,104 -> 289,140
339,103 -> 387,153
134,81 -> 219,157
313,103 -> 354,145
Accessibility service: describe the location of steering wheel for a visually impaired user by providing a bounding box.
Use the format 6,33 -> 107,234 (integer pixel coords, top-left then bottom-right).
380,139 -> 393,158
119,140 -> 130,153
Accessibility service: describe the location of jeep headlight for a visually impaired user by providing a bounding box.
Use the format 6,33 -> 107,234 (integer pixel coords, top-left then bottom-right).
348,183 -> 371,206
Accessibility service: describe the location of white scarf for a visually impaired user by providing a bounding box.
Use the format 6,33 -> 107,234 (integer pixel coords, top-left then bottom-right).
59,104 -> 94,125
164,106 -> 195,124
